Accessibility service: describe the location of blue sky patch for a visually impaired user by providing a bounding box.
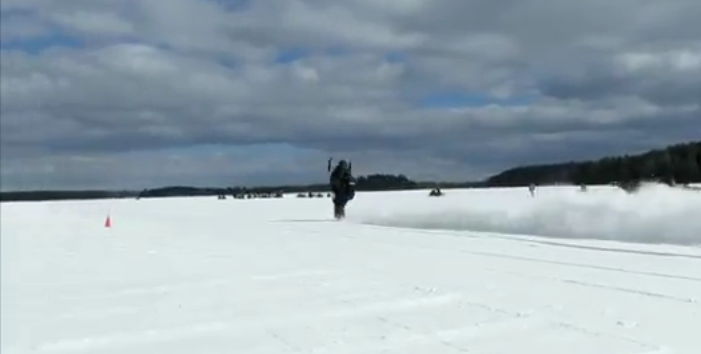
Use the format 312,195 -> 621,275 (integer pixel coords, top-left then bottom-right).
323,45 -> 350,57
419,91 -> 534,109
207,0 -> 252,12
385,52 -> 405,63
274,47 -> 311,64
216,56 -> 240,69
1,31 -> 85,54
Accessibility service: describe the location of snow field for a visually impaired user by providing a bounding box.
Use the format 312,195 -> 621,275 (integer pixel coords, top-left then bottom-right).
2,185 -> 701,353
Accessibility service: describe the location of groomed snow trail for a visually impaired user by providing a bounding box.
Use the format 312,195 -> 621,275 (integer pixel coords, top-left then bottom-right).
2,186 -> 701,353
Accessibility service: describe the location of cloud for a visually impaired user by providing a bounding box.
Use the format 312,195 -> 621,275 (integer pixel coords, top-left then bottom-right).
1,0 -> 700,190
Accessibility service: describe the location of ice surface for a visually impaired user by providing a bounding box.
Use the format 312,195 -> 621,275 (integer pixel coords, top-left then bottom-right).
2,185 -> 701,353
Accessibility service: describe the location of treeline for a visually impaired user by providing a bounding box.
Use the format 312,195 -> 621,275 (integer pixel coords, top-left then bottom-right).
4,140 -> 699,202
1,174 -> 443,202
225,174 -> 421,195
486,141 -> 701,187
225,174 -> 430,195
137,186 -> 231,198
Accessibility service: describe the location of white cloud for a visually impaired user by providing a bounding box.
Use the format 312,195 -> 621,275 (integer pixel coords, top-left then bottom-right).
616,49 -> 701,72
51,10 -> 135,38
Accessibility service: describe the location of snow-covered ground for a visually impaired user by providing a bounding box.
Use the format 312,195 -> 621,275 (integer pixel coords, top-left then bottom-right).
2,184 -> 701,353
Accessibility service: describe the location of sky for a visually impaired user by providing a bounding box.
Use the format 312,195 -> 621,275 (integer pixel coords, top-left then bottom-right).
1,0 -> 700,191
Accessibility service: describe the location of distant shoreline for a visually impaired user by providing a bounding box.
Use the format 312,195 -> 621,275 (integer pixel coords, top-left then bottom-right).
2,140 -> 699,202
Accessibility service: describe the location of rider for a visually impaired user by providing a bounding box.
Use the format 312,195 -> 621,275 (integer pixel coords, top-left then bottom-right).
328,159 -> 356,218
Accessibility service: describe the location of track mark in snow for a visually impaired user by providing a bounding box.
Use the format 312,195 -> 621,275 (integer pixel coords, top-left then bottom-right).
555,322 -> 664,354
21,280 -> 368,326
33,322 -> 233,353
16,269 -> 339,307
26,293 -> 465,353
14,278 -> 236,305
434,316 -> 548,341
275,219 -> 339,223
250,269 -> 336,281
315,307 -> 547,353
267,329 -> 302,353
491,268 -> 699,305
344,224 -> 701,283
369,282 -> 668,352
515,238 -> 701,260
560,278 -> 697,304
463,250 -> 701,283
327,293 -> 465,319
52,307 -> 138,321
328,284 -> 565,353
374,315 -> 540,353
359,218 -> 701,261
628,348 -> 672,354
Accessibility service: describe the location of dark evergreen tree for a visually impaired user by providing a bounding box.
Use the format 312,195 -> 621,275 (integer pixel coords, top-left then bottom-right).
486,141 -> 701,187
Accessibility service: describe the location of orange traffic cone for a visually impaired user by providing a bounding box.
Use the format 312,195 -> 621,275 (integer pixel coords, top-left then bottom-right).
104,215 -> 112,228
